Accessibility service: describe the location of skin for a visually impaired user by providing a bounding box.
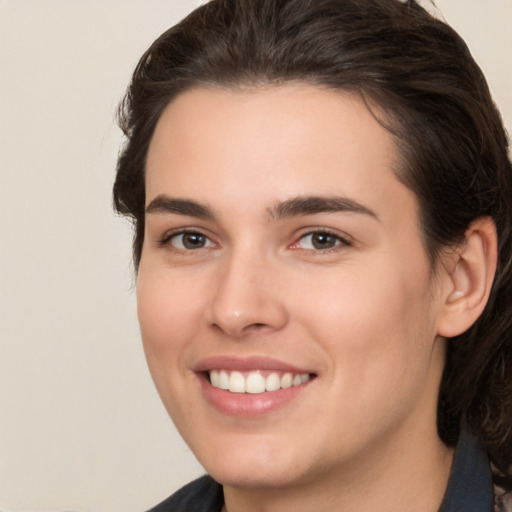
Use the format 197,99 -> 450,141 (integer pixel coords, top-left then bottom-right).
138,85 -> 459,512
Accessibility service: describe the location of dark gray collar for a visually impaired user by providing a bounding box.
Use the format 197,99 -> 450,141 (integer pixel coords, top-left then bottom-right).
439,430 -> 494,512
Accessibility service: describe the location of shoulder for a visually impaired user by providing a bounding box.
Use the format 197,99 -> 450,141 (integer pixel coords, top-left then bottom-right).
146,475 -> 224,512
492,463 -> 512,512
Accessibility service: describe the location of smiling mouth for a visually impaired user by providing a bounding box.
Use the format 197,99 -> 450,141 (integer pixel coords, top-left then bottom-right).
207,370 -> 313,394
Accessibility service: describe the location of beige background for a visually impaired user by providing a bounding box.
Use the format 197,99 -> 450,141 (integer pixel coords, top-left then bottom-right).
0,1 -> 510,511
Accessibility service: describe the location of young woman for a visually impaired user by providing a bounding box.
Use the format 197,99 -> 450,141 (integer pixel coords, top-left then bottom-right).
114,0 -> 512,510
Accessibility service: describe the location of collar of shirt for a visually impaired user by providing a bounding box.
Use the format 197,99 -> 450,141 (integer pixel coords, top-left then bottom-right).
439,429 -> 494,512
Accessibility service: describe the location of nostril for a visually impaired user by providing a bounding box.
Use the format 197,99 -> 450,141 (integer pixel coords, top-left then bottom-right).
245,322 -> 269,331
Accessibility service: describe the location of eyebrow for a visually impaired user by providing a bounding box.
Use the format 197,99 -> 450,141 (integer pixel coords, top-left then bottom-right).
145,194 -> 378,221
145,196 -> 215,218
268,196 -> 378,221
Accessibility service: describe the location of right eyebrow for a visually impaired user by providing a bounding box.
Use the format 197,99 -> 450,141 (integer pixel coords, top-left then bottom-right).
145,195 -> 215,219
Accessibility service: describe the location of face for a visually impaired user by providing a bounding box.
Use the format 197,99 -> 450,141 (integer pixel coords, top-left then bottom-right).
138,85 -> 448,490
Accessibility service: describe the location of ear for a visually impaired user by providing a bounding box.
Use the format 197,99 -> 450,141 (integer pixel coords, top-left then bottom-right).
437,217 -> 497,338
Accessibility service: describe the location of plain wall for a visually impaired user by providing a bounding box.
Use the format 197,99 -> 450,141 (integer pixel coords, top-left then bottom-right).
0,1 -> 510,510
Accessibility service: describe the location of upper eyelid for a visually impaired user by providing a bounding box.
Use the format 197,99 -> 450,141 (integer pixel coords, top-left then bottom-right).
289,233 -> 353,256
293,227 -> 353,243
159,227 -> 215,246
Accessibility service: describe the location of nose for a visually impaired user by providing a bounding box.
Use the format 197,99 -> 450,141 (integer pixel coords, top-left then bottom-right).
206,251 -> 289,338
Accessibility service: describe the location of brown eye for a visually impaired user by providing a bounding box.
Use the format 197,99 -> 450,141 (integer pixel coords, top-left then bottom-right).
170,232 -> 213,250
311,233 -> 338,249
297,231 -> 348,251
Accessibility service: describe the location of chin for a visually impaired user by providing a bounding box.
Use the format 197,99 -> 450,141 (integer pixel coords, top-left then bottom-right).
207,458 -> 305,489
193,433 -> 310,488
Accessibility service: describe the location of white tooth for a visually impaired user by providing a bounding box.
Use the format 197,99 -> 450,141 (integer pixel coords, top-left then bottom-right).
219,370 -> 230,390
300,373 -> 310,383
246,372 -> 266,394
280,373 -> 293,389
293,374 -> 302,386
265,372 -> 281,392
229,371 -> 246,393
210,370 -> 220,387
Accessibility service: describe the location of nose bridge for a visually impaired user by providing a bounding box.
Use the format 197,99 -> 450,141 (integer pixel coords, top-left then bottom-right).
207,242 -> 288,337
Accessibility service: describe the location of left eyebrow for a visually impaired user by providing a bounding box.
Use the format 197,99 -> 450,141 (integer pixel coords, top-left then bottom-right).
268,195 -> 379,221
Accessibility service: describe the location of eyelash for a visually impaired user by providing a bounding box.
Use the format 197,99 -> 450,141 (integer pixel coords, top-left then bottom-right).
291,228 -> 352,253
159,228 -> 215,251
158,228 -> 352,254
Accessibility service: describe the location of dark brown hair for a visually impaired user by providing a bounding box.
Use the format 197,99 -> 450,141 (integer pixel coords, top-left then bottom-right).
114,0 -> 512,475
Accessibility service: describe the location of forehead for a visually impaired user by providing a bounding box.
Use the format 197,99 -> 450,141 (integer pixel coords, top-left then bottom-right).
145,85 -> 415,226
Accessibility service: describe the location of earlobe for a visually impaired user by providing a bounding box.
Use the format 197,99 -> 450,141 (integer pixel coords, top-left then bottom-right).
437,217 -> 497,338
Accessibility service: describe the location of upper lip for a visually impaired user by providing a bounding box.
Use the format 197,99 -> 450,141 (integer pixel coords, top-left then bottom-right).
193,355 -> 315,374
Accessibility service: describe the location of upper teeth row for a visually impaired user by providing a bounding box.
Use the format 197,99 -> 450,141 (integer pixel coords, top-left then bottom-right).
209,370 -> 310,394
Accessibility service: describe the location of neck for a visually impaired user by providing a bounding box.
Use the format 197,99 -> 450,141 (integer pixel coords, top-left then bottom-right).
223,425 -> 454,512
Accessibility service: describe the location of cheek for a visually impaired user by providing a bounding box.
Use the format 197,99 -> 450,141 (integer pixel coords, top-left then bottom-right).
135,265 -> 209,393
302,260 -> 431,325
136,266 -> 210,420
137,266 -> 204,344
293,258 -> 437,384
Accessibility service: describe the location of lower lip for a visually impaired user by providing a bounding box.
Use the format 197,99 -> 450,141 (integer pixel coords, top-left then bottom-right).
198,374 -> 311,417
